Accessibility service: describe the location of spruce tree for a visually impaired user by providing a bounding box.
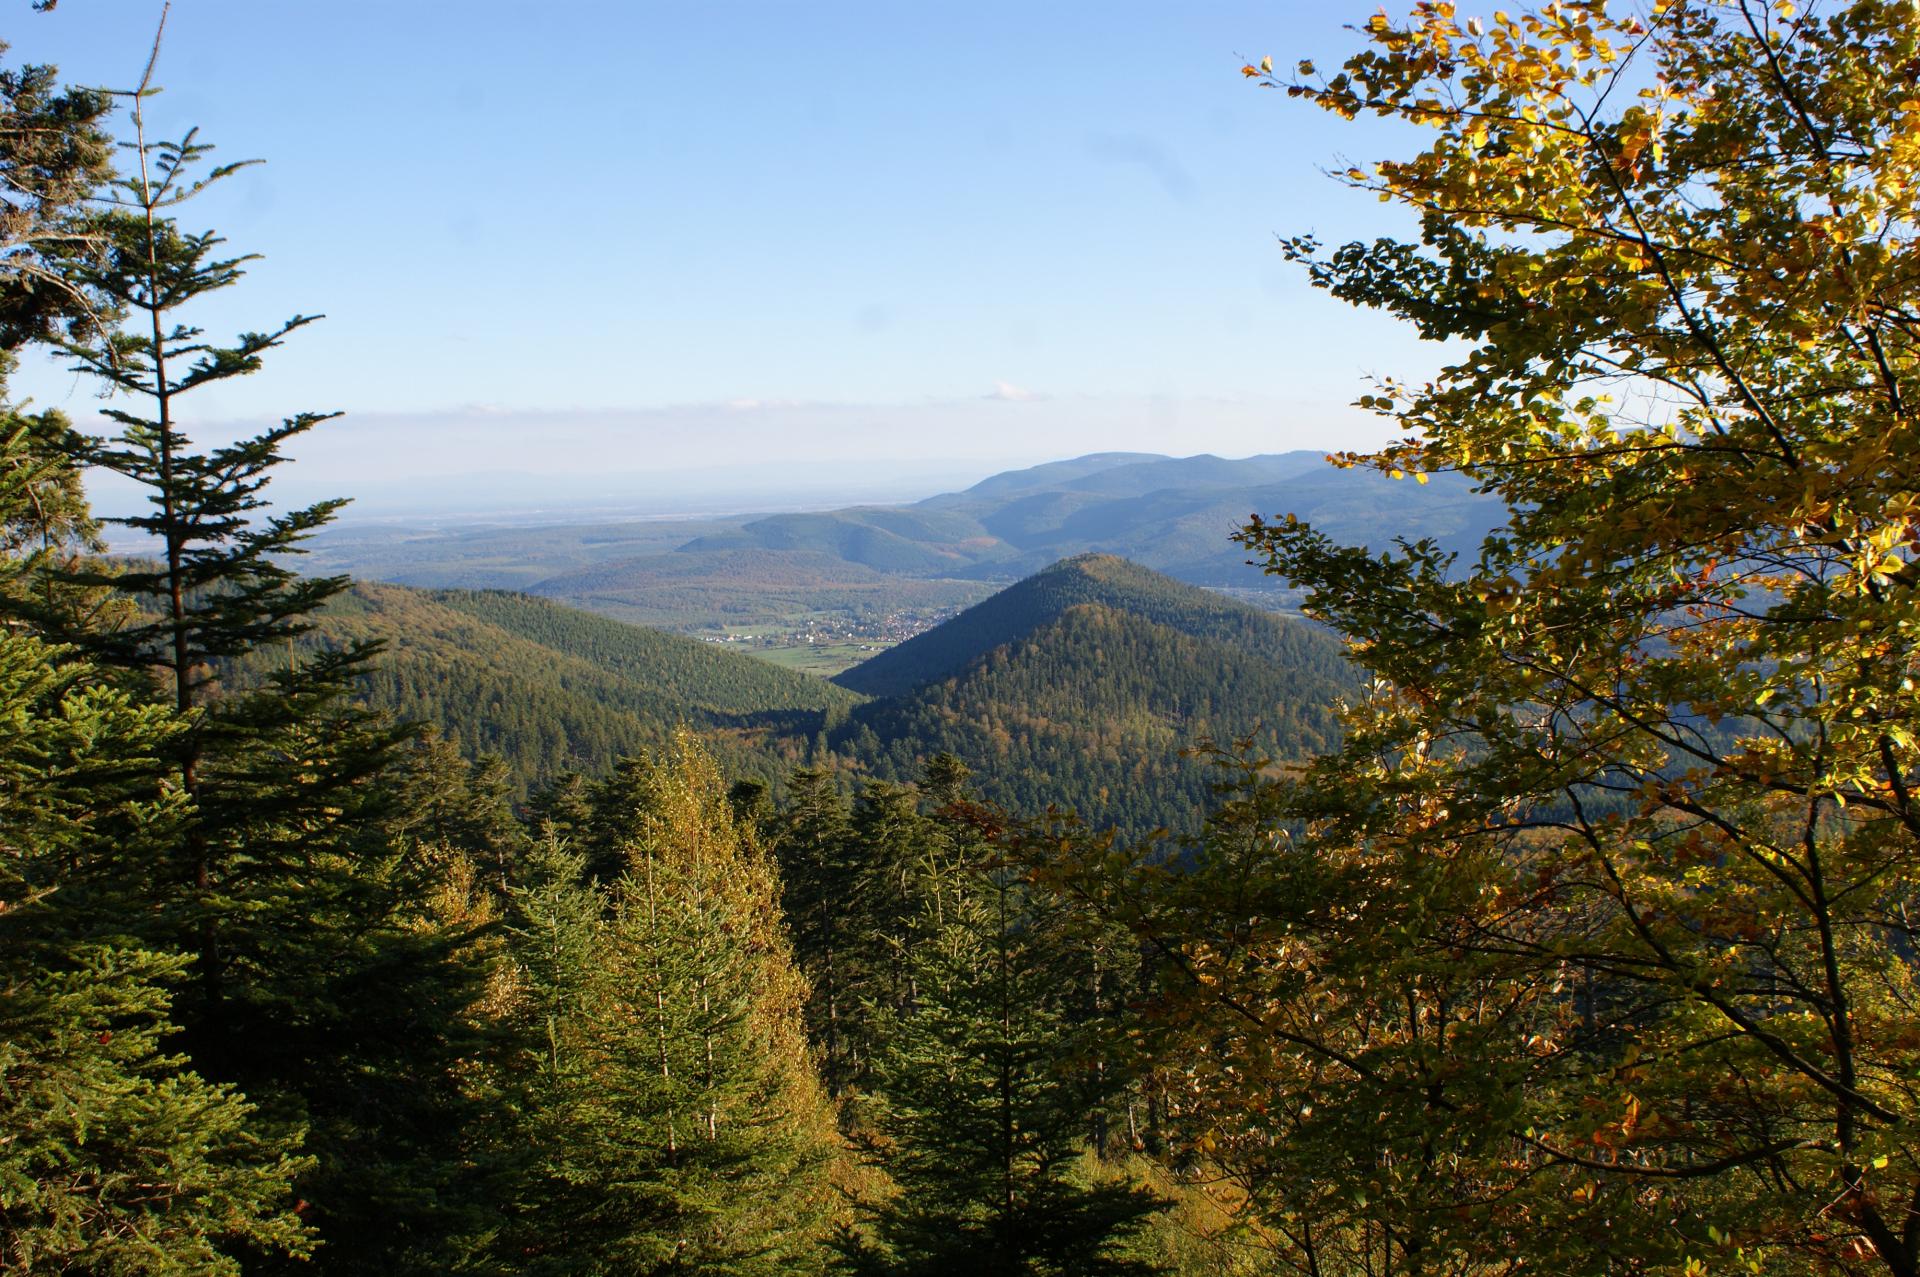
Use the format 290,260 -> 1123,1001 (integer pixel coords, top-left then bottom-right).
31,50 -> 497,1272
503,733 -> 841,1274
842,858 -> 1165,1277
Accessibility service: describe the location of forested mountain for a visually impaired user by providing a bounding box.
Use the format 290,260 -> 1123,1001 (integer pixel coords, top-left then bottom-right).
270,583 -> 854,792
828,556 -> 1357,832
272,561 -> 1354,836
835,552 -> 1331,697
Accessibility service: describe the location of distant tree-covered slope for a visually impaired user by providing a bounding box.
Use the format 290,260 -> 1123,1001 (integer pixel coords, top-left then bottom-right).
524,547 -> 991,631
925,451 -> 1171,503
677,507 -> 989,573
261,583 -> 841,793
423,588 -> 861,716
828,557 -> 1358,833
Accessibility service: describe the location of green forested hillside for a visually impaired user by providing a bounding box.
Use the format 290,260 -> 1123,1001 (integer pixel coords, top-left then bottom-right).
835,553 -> 1328,697
424,588 -> 861,715
285,562 -> 1353,836
828,557 -> 1357,832
282,583 -> 844,791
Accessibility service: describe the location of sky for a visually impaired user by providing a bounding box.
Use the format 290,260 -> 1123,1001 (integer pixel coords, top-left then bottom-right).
4,2 -> 1443,518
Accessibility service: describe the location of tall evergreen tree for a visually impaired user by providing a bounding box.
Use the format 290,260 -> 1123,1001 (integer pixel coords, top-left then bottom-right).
840,852 -> 1165,1277
24,47 -> 498,1272
0,423 -> 314,1272
502,734 -> 842,1274
0,38 -> 320,1271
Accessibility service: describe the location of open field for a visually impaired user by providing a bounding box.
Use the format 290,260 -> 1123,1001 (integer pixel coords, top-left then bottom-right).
748,641 -> 890,678
744,637 -> 887,675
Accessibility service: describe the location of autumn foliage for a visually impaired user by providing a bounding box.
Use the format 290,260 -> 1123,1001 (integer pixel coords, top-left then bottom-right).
1057,3 -> 1920,1274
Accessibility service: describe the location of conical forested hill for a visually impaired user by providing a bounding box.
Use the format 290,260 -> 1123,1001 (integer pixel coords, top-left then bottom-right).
829,556 -> 1358,833
835,553 -> 1332,697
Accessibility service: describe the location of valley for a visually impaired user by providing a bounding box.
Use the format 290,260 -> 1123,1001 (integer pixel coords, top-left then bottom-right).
305,449 -> 1500,674
280,552 -> 1356,836
8,5 -> 1892,1271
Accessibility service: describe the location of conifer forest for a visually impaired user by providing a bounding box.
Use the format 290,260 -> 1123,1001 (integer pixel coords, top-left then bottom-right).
4,3 -> 1920,1274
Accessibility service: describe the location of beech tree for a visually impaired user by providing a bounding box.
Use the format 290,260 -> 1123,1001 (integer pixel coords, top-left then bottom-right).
1060,4 -> 1920,1275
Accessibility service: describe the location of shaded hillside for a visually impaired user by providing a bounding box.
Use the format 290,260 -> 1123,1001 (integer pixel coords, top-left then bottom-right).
267,583 -> 843,793
829,557 -> 1358,833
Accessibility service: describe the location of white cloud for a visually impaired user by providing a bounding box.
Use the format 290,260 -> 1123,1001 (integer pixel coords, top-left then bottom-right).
989,380 -> 1042,402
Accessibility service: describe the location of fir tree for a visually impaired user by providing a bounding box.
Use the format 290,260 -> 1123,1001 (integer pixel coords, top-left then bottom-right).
773,768 -> 862,1094
32,47 -> 497,1272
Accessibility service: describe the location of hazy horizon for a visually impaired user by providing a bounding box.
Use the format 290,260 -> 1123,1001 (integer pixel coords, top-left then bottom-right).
5,1 -> 1435,521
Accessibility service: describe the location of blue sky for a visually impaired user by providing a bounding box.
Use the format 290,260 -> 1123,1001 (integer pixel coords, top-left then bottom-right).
6,2 -> 1442,513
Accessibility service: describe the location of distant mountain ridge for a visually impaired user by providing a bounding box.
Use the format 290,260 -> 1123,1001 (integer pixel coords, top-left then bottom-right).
306,450 -> 1505,636
534,450 -> 1500,611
